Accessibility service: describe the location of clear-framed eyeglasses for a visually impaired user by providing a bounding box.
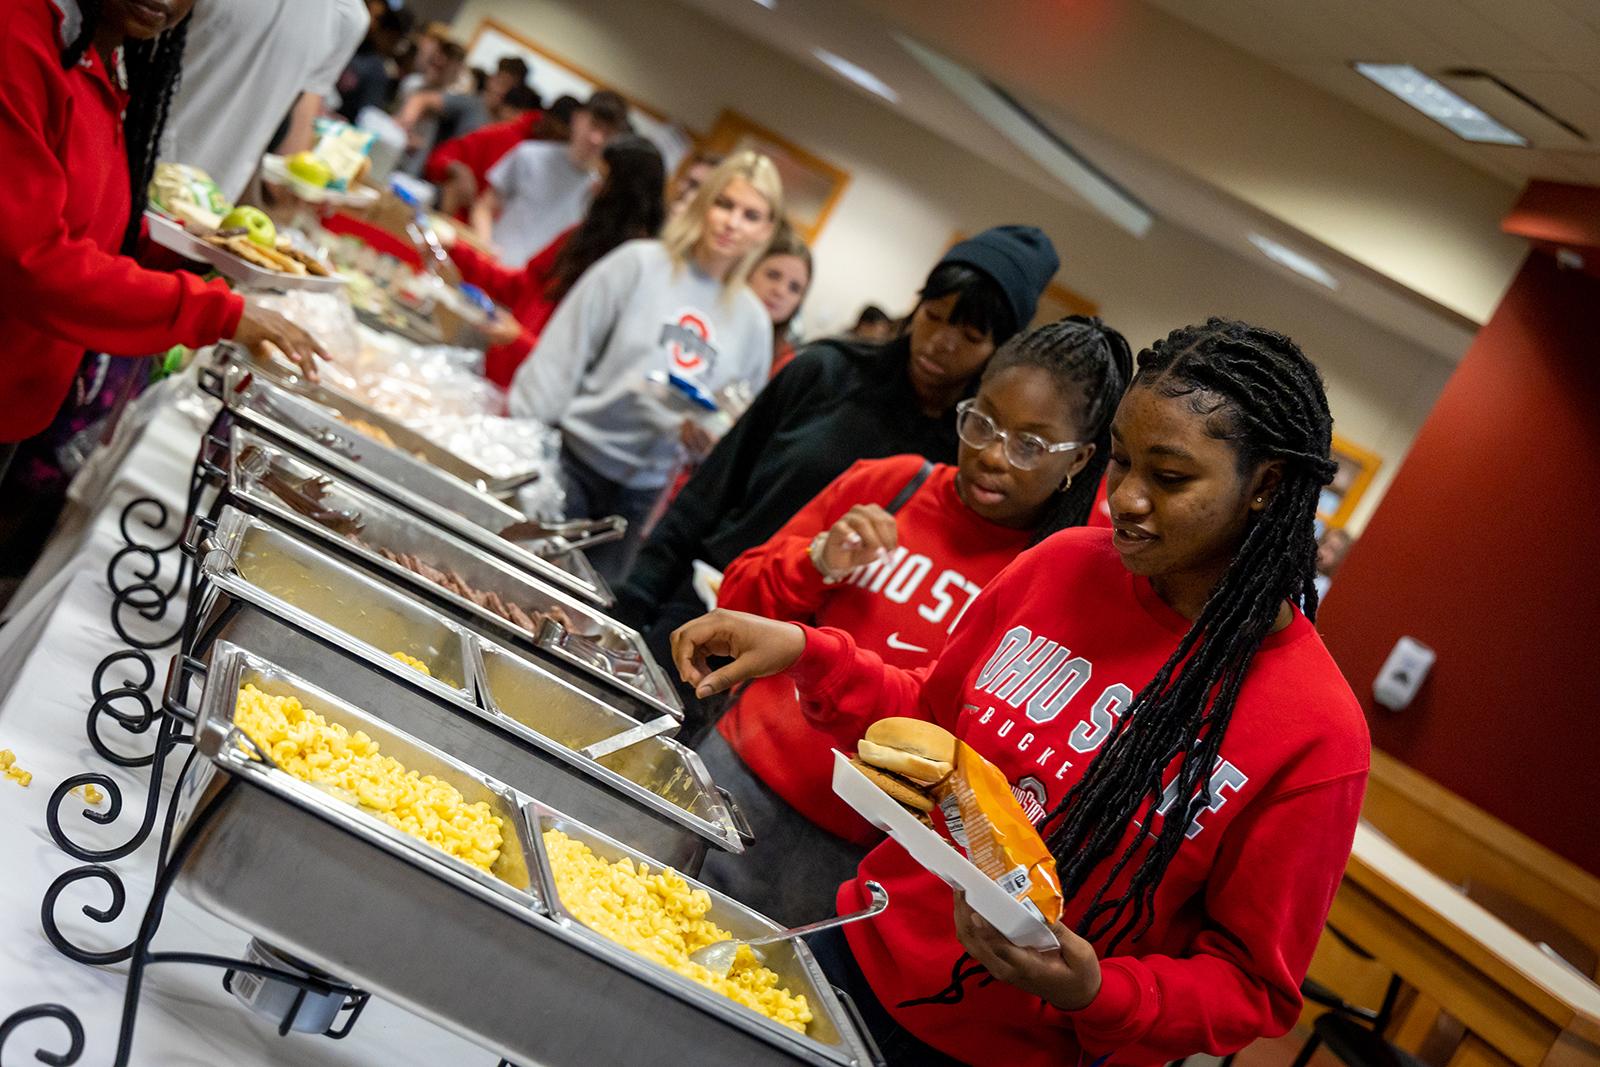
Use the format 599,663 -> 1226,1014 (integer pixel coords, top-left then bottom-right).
955,398 -> 1083,470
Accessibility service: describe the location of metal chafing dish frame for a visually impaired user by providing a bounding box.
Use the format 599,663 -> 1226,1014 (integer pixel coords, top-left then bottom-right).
168,644 -> 879,1067
205,418 -> 613,610
186,507 -> 745,866
205,360 -> 616,607
196,436 -> 679,719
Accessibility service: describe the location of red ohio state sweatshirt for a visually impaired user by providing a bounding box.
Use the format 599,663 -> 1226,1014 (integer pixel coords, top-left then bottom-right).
717,455 -> 1034,842
0,2 -> 244,442
787,527 -> 1369,1067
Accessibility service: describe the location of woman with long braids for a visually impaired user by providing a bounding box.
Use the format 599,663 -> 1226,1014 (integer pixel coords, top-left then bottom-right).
670,317 -> 1369,1066
695,317 -> 1131,926
0,0 -> 324,486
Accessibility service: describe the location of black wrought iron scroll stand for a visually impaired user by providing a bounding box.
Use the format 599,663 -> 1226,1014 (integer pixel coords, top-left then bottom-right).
3,390 -> 529,1065
1,777 -> 371,1066
0,399 -> 384,1063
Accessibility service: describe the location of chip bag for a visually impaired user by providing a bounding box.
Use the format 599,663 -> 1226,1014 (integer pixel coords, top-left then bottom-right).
931,741 -> 1064,927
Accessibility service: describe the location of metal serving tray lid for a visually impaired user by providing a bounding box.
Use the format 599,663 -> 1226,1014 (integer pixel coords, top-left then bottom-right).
185,642 -> 540,912
526,799 -> 877,1067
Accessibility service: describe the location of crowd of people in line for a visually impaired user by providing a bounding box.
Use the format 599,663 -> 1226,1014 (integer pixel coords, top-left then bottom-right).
0,3 -> 1373,1065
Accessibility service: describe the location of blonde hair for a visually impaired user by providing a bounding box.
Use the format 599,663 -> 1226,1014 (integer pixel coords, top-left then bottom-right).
661,149 -> 785,299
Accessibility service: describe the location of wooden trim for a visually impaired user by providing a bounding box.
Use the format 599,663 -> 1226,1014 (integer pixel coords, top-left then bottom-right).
1364,750 -> 1600,955
1319,431 -> 1382,528
467,18 -> 673,126
697,109 -> 851,243
1329,870 -> 1564,1066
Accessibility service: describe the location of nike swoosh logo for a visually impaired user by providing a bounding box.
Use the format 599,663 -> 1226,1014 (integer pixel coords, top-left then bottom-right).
884,632 -> 929,654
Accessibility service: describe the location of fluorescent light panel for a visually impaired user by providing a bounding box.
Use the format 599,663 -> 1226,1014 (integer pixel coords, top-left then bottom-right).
1354,62 -> 1528,146
897,34 -> 1152,237
1248,233 -> 1339,290
750,0 -> 776,9
813,48 -> 899,103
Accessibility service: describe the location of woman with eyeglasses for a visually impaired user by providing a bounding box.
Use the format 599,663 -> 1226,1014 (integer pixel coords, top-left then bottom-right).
670,319 -> 1368,1067
692,318 -> 1132,924
615,227 -> 1061,743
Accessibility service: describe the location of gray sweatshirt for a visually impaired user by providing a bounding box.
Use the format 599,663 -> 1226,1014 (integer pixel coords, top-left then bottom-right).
510,240 -> 773,489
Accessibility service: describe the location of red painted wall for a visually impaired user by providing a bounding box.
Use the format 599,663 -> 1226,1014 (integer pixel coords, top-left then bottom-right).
1318,249 -> 1600,877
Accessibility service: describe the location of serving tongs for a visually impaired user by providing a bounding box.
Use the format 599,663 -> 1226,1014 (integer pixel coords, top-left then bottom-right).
499,515 -> 627,556
527,614 -> 677,761
238,446 -> 365,536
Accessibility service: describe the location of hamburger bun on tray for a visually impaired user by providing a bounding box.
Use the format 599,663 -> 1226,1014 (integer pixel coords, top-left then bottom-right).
857,718 -> 955,785
848,758 -> 935,813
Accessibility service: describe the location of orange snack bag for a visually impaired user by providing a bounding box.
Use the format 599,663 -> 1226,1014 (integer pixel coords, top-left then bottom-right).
931,740 -> 1064,926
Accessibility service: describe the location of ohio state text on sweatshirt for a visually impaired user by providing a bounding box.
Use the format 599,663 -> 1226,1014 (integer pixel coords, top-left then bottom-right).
717,456 -> 1034,842
787,527 -> 1369,1067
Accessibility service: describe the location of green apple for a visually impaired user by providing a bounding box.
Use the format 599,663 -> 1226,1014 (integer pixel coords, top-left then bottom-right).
287,151 -> 333,188
219,205 -> 276,248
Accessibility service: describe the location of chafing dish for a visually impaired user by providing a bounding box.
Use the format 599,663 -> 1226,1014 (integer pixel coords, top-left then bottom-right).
188,507 -> 742,867
168,645 -> 877,1067
215,425 -> 610,610
200,445 -> 676,716
209,362 -> 614,606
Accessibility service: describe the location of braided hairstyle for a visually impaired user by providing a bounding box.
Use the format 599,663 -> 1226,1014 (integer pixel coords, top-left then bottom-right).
977,315 -> 1133,542
61,0 -> 191,254
1041,317 -> 1337,952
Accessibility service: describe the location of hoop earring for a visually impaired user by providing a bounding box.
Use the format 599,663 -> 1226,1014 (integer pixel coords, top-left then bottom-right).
1060,474 -> 1074,492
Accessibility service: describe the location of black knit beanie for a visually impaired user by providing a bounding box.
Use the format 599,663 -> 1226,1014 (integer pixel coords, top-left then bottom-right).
938,226 -> 1060,335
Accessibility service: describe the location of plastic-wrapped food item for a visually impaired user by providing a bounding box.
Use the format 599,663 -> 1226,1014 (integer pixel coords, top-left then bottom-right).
309,118 -> 376,191
407,411 -> 564,484
149,162 -> 230,229
250,291 -> 364,365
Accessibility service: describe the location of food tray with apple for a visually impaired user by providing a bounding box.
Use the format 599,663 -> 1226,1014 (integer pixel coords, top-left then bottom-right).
146,210 -> 347,293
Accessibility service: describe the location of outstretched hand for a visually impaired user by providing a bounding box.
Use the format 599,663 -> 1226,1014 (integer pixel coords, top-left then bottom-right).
669,609 -> 807,698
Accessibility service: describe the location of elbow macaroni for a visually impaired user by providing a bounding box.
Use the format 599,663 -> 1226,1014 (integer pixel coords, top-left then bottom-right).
1,749 -> 31,788
234,685 -> 503,875
543,829 -> 814,1033
390,651 -> 432,676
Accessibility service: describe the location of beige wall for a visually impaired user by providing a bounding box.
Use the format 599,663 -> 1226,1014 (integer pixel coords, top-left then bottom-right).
456,0 -> 1464,533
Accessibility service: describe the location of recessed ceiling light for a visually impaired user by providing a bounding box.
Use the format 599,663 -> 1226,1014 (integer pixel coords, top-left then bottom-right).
1248,233 -> 1339,290
813,48 -> 899,103
1353,62 -> 1528,146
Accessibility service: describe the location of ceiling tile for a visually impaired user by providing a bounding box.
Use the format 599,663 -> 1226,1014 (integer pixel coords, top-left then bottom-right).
1458,0 -> 1600,68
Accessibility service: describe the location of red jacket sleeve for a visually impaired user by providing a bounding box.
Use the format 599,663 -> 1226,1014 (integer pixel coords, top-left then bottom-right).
0,35 -> 242,355
717,460 -> 882,622
448,242 -> 532,308
1059,773 -> 1365,1060
784,549 -> 1009,733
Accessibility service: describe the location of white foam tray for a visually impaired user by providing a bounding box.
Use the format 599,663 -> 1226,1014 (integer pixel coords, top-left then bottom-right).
831,749 -> 1059,950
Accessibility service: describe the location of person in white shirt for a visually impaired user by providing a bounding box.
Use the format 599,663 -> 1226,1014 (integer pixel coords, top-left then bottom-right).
510,151 -> 785,582
161,0 -> 369,202
472,90 -> 629,269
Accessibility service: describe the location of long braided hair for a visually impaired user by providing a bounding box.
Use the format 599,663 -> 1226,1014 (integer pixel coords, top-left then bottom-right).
1040,317 -> 1337,953
977,315 -> 1133,542
61,0 -> 192,255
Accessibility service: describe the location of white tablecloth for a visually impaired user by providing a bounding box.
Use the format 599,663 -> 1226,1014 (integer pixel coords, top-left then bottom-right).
0,391 -> 502,1065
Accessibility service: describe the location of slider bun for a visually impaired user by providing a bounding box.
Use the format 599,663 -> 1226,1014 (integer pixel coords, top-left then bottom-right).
864,718 -> 956,765
855,740 -> 952,786
850,757 -> 935,813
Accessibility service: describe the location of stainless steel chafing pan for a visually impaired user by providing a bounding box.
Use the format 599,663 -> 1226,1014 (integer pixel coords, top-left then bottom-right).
210,361 -> 615,606
187,507 -> 742,867
201,446 -> 677,716
168,645 -> 878,1067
